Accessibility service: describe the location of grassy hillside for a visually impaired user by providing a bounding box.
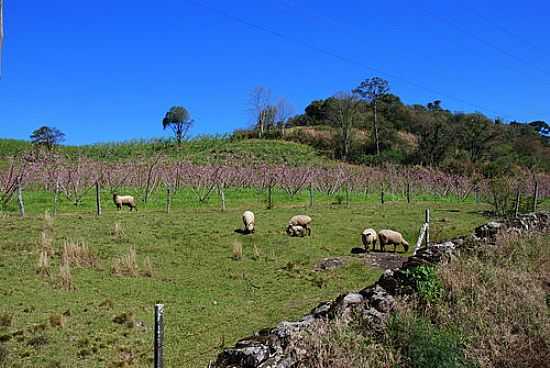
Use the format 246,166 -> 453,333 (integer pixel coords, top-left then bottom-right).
0,137 -> 333,165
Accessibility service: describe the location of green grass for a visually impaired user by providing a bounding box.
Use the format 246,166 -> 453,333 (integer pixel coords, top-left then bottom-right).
0,188 -> 492,367
0,136 -> 332,165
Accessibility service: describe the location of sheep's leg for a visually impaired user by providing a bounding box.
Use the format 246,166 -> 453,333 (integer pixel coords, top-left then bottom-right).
307,226 -> 311,236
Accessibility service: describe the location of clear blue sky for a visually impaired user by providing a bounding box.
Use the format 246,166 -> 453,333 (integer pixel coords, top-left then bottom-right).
0,0 -> 548,145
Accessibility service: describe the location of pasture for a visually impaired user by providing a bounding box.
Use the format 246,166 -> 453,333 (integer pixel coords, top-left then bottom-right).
0,188 -> 513,367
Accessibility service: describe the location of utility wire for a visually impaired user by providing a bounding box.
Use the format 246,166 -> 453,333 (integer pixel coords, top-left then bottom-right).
187,0 -> 514,120
416,1 -> 550,84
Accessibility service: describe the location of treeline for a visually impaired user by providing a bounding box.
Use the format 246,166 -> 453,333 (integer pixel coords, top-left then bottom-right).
236,78 -> 550,176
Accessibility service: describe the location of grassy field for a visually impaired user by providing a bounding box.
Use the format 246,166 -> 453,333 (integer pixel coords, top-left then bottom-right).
0,188 -> 507,367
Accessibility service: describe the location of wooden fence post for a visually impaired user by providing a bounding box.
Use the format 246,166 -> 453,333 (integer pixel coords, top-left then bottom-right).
166,187 -> 172,213
425,208 -> 430,247
53,180 -> 59,216
514,190 -> 520,217
17,179 -> 25,218
533,181 -> 539,212
308,183 -> 313,208
406,182 -> 411,204
475,186 -> 480,204
154,304 -> 165,368
380,186 -> 384,205
96,182 -> 102,216
219,183 -> 226,212
267,185 -> 273,210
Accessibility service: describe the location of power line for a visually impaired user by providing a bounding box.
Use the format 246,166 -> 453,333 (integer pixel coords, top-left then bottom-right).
186,0 -> 515,120
416,1 -> 550,84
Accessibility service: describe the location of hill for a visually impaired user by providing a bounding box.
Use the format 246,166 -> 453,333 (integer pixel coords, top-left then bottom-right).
0,136 -> 334,166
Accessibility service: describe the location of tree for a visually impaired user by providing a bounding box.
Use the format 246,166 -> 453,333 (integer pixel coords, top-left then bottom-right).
248,86 -> 272,138
328,92 -> 361,161
353,77 -> 390,156
30,126 -> 65,150
162,106 -> 193,144
275,98 -> 294,136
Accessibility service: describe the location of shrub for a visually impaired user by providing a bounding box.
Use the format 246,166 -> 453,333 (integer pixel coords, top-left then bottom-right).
404,265 -> 443,303
111,246 -> 139,277
232,241 -> 243,260
388,313 -> 474,368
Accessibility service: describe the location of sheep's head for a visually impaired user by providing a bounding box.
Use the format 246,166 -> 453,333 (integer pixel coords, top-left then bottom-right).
246,223 -> 255,232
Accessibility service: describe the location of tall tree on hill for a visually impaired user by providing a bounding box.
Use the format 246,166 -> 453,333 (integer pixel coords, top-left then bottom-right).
162,106 -> 193,144
275,98 -> 294,136
248,86 -> 272,138
30,126 -> 65,150
353,77 -> 390,156
328,92 -> 361,161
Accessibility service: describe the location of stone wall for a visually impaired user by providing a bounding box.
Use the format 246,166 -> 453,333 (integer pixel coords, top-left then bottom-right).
211,212 -> 549,368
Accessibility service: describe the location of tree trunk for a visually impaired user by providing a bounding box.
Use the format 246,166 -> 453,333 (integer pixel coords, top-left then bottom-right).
218,183 -> 226,212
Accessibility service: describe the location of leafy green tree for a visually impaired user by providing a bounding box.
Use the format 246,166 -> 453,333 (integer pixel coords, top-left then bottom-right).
162,106 -> 193,144
353,77 -> 390,156
30,126 -> 65,150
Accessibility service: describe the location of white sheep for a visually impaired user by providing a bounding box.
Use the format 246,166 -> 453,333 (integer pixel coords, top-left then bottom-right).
242,211 -> 255,234
112,194 -> 137,211
361,228 -> 378,252
286,224 -> 307,237
287,215 -> 312,236
378,229 -> 409,253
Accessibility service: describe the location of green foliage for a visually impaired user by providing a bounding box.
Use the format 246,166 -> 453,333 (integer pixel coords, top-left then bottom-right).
404,266 -> 443,303
388,313 -> 475,368
30,126 -> 65,150
162,106 -> 193,144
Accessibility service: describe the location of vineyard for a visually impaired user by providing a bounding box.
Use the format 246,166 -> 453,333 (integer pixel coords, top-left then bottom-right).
2,150 -> 549,215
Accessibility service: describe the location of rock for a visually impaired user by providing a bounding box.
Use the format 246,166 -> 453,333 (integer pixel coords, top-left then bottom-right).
316,257 -> 346,271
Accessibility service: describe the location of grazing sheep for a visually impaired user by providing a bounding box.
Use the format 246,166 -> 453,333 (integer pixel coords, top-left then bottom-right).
242,211 -> 255,234
378,229 -> 409,253
287,215 -> 312,236
361,228 -> 378,252
112,194 -> 137,211
286,225 -> 307,237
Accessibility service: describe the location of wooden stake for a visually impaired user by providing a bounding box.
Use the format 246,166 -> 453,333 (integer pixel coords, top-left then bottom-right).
17,180 -> 24,218
425,208 -> 430,247
514,190 -> 520,217
533,181 -> 539,212
166,187 -> 171,213
95,182 -> 102,216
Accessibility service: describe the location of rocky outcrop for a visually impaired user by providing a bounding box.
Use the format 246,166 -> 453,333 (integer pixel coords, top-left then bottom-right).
211,213 -> 549,368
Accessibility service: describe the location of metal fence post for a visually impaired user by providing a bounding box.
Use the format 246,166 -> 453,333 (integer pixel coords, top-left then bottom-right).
17,179 -> 25,218
96,181 -> 102,216
154,304 -> 164,368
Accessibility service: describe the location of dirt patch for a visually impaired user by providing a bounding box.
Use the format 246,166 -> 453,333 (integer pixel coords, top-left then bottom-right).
354,250 -> 407,270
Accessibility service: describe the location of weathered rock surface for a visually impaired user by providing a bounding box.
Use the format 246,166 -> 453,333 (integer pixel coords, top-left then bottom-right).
210,213 -> 549,368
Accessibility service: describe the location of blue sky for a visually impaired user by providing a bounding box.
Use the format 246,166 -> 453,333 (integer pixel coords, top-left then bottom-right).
0,0 -> 548,145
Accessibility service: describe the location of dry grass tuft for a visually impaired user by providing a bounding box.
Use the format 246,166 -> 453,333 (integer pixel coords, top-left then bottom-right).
253,243 -> 261,259
48,314 -> 65,328
58,261 -> 75,291
232,240 -> 243,260
287,319 -> 400,368
434,233 -> 550,368
43,210 -> 54,231
111,246 -> 139,277
37,250 -> 50,277
62,240 -> 97,268
111,222 -> 127,240
39,231 -> 54,256
142,256 -> 154,278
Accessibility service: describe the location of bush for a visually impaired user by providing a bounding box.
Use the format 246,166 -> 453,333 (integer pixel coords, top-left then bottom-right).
404,266 -> 443,303
388,313 -> 474,368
